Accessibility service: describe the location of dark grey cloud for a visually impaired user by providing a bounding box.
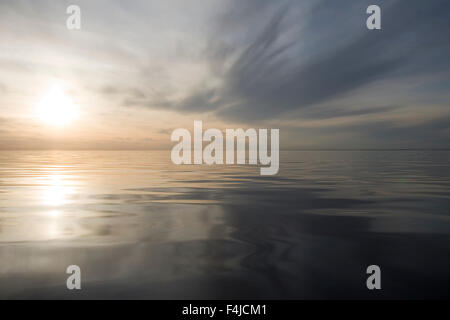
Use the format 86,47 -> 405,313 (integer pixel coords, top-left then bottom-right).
158,0 -> 450,122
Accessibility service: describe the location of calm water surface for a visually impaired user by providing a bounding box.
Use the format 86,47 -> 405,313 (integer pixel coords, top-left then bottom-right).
1,150 -> 450,299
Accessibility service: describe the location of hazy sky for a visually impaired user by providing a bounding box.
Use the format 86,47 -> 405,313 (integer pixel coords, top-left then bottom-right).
0,0 -> 449,149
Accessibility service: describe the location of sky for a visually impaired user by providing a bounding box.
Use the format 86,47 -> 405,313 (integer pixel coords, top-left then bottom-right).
0,0 -> 449,150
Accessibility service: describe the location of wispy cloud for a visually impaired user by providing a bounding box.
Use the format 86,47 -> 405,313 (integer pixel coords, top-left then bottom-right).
0,0 -> 449,149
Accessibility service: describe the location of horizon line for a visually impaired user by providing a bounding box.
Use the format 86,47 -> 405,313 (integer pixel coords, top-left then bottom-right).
0,148 -> 449,152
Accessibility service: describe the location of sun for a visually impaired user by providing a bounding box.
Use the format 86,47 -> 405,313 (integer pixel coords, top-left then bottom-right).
36,83 -> 79,126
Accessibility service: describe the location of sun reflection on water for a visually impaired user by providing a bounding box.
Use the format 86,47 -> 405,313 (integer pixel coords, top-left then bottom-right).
41,174 -> 75,208
38,173 -> 76,239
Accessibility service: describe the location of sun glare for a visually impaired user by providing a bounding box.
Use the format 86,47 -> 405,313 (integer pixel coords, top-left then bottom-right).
36,83 -> 79,126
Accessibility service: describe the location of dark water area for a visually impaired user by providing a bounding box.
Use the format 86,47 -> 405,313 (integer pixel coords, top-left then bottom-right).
1,150 -> 450,299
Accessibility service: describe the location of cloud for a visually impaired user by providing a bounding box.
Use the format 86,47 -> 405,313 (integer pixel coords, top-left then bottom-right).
1,0 -> 449,149
99,85 -> 146,100
130,0 -> 449,124
299,105 -> 400,120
